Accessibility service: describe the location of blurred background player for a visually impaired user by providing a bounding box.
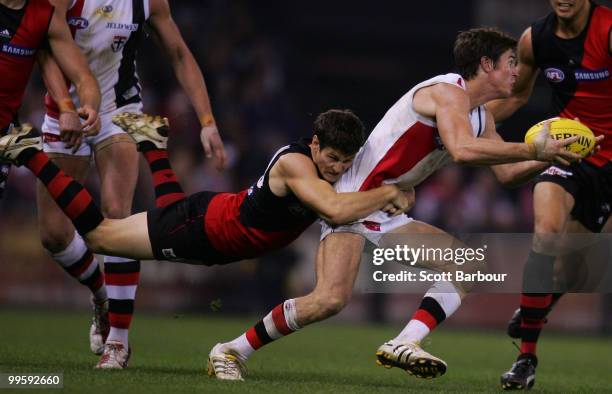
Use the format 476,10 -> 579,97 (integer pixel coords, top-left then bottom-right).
207,28 -> 585,381
487,0 -> 612,389
37,0 -> 226,369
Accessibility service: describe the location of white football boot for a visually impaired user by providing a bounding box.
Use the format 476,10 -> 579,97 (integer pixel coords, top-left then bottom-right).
95,341 -> 131,369
207,343 -> 247,381
111,112 -> 168,151
375,340 -> 447,378
0,124 -> 42,165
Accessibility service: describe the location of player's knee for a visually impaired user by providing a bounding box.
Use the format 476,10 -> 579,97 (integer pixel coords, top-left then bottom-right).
534,217 -> 564,235
317,292 -> 350,318
39,228 -> 74,254
101,201 -> 131,219
82,230 -> 107,255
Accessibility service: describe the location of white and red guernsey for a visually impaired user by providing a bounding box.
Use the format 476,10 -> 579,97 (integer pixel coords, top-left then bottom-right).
334,73 -> 485,226
45,0 -> 149,118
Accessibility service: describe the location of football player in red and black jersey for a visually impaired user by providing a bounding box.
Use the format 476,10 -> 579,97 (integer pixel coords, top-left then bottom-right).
0,108 -> 412,277
0,0 -> 100,196
487,0 -> 612,390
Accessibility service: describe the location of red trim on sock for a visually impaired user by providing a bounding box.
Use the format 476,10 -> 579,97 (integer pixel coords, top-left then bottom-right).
47,172 -> 72,199
521,294 -> 553,308
152,169 -> 179,185
157,193 -> 186,207
108,312 -> 133,329
67,254 -> 94,277
271,304 -> 292,335
64,189 -> 93,219
520,321 -> 545,330
412,309 -> 438,330
105,272 -> 140,286
26,152 -> 48,175
144,149 -> 168,163
520,342 -> 537,355
246,327 -> 263,350
91,272 -> 105,291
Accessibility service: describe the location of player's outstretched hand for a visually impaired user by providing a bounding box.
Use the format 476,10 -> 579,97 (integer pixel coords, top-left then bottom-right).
533,120 -> 581,166
200,124 -> 227,171
78,105 -> 101,136
58,110 -> 84,154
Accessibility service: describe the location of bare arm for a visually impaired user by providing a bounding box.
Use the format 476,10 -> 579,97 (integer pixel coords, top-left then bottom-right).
432,84 -> 580,165
46,3 -> 100,132
37,49 -> 84,151
148,0 -> 226,169
276,154 -> 407,225
486,28 -> 540,122
482,109 -> 549,187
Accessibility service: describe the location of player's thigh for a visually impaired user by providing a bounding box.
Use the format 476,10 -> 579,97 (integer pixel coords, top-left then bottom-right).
380,220 -> 471,294
94,136 -> 138,218
86,212 -> 153,260
380,220 -> 463,268
314,232 -> 365,296
36,155 -> 90,251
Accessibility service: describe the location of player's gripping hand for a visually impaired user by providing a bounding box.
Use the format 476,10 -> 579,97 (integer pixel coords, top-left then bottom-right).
572,117 -> 605,157
382,187 -> 415,217
200,124 -> 227,171
58,110 -> 84,154
532,120 -> 582,166
78,105 -> 101,136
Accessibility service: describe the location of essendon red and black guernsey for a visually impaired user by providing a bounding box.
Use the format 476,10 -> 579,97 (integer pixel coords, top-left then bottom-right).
531,3 -> 612,166
147,139 -> 319,264
0,0 -> 53,130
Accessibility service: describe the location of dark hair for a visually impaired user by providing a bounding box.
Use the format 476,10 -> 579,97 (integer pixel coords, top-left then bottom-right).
313,109 -> 365,155
453,27 -> 517,80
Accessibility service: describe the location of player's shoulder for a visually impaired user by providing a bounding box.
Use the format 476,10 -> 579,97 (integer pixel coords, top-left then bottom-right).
591,3 -> 612,28
276,151 -> 316,176
429,76 -> 469,102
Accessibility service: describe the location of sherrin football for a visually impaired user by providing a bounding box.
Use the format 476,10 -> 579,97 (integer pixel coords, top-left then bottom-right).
524,117 -> 595,158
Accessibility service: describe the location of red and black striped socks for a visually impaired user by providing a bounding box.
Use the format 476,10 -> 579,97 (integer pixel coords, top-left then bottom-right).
519,251 -> 556,359
227,299 -> 301,360
143,149 -> 185,207
24,151 -> 103,235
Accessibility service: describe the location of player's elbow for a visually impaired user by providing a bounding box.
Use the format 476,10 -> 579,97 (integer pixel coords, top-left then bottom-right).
496,173 -> 518,188
320,201 -> 347,226
450,147 -> 473,165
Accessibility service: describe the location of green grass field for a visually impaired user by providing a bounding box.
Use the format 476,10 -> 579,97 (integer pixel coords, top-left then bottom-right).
0,309 -> 610,393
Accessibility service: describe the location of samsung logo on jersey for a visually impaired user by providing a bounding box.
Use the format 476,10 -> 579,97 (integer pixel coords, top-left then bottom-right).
106,22 -> 139,31
68,17 -> 89,29
574,68 -> 610,82
544,68 -> 565,83
1,43 -> 34,57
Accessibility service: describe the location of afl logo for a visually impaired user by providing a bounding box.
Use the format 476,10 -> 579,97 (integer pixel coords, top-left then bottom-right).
67,17 -> 89,29
545,68 -> 565,83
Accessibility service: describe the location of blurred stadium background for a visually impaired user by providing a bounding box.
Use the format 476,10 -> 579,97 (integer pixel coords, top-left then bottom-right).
1,0 -> 612,338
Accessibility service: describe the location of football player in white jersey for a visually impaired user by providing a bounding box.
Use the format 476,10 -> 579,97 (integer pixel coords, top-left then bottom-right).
38,0 -> 226,369
207,28 -> 594,381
